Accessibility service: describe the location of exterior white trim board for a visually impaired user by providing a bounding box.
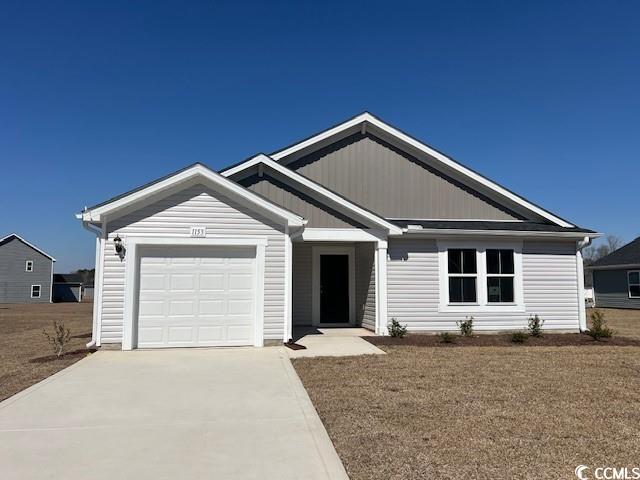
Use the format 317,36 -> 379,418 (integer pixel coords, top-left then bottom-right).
80,164 -> 305,227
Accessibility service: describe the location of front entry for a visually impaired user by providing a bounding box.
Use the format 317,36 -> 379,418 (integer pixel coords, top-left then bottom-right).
312,246 -> 356,326
320,255 -> 349,323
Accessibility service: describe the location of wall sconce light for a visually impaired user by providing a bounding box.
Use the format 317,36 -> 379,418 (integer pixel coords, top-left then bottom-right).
113,235 -> 124,254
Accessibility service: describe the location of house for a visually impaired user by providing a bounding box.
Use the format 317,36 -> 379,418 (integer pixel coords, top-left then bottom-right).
53,273 -> 84,302
0,234 -> 55,304
589,236 -> 640,309
78,112 -> 598,350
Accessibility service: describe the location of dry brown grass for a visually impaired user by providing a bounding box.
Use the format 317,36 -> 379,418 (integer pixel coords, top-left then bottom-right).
589,308 -> 640,339
0,302 -> 93,401
294,345 -> 640,480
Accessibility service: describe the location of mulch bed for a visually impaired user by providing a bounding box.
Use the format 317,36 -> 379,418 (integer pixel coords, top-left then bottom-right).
364,332 -> 640,348
29,349 -> 96,364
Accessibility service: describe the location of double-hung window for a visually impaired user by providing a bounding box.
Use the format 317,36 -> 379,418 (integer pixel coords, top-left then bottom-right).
486,249 -> 515,303
629,271 -> 640,298
447,249 -> 477,303
440,242 -> 523,312
31,285 -> 41,298
25,260 -> 33,272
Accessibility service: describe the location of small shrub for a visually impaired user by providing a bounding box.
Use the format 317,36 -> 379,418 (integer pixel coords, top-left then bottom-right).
527,315 -> 544,337
511,331 -> 528,343
42,321 -> 72,358
388,318 -> 408,338
440,332 -> 456,344
587,309 -> 614,341
457,316 -> 474,337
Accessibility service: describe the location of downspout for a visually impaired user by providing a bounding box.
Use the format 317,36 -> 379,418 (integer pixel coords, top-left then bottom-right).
81,219 -> 102,348
576,236 -> 592,332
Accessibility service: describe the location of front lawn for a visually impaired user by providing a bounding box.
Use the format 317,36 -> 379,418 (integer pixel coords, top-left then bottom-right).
293,344 -> 640,479
0,302 -> 93,402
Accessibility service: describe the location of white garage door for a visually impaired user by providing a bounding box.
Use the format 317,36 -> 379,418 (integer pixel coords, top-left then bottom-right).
137,246 -> 256,348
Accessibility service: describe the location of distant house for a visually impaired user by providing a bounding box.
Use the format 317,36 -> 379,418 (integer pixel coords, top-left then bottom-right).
53,273 -> 84,302
0,234 -> 55,304
590,236 -> 640,309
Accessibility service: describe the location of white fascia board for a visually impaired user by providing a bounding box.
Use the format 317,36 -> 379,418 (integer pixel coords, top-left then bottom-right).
402,227 -> 601,239
297,228 -> 386,242
265,112 -> 574,228
222,154 -> 403,235
0,234 -> 56,261
80,164 -> 305,227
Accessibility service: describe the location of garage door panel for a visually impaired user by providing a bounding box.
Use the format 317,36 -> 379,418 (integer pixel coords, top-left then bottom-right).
137,246 -> 256,348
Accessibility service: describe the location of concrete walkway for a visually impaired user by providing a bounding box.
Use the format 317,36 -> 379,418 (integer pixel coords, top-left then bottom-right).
287,328 -> 385,358
0,348 -> 348,480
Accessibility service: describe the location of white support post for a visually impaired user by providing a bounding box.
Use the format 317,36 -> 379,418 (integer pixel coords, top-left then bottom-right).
284,226 -> 293,343
375,241 -> 388,335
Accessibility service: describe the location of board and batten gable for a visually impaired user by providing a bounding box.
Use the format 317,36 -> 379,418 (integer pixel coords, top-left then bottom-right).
0,237 -> 52,303
284,132 -> 523,221
593,269 -> 640,309
387,238 -> 580,331
98,183 -> 287,344
239,172 -> 366,228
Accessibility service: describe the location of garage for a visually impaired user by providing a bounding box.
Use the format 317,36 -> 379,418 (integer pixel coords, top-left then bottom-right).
136,246 -> 257,348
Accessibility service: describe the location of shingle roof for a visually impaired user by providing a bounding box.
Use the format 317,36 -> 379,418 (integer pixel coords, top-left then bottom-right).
590,236 -> 640,267
389,220 -> 596,234
53,273 -> 84,284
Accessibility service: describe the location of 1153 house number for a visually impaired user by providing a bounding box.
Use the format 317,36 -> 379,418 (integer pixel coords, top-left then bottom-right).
190,226 -> 207,238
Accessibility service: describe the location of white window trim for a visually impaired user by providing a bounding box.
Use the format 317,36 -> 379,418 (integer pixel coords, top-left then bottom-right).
31,284 -> 41,298
122,236 -> 268,350
628,270 -> 640,299
437,240 -> 525,313
25,260 -> 33,272
311,246 -> 356,326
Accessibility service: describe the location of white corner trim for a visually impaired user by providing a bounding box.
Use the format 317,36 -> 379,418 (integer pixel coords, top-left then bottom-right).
0,233 -> 56,261
436,239 -> 525,313
311,246 -> 356,326
260,113 -> 574,228
221,155 -> 403,235
81,164 -> 305,227
576,247 -> 587,331
122,236 -> 268,350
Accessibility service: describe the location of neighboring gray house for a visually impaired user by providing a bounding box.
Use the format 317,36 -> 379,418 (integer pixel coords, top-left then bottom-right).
0,234 -> 55,304
53,273 -> 84,302
78,112 -> 599,350
590,236 -> 640,309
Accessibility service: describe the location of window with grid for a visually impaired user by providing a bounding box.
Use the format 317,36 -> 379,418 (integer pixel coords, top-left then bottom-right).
25,260 -> 33,272
486,249 -> 515,303
447,249 -> 477,303
31,285 -> 41,298
629,271 -> 640,298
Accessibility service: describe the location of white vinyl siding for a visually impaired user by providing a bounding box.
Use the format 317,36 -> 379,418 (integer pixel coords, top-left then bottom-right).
99,184 -> 286,344
387,238 -> 580,332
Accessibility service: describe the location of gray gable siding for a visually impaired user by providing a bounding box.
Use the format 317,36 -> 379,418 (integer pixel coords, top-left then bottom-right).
239,173 -> 366,228
593,269 -> 640,309
0,238 -> 52,303
286,133 -> 523,221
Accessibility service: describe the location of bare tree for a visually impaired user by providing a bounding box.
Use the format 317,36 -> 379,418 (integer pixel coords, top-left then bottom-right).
606,235 -> 623,253
582,234 -> 624,266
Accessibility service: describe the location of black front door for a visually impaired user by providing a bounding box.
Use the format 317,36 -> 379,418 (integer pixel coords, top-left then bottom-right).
320,254 -> 349,324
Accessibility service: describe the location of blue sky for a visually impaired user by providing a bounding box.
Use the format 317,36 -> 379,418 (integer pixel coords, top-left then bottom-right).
1,1 -> 638,272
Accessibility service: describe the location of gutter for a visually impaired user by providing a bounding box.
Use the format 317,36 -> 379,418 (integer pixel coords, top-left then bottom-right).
81,220 -> 102,348
402,226 -> 602,240
576,236 -> 592,332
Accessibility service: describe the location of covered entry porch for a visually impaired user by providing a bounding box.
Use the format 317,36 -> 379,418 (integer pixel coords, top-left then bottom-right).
289,232 -> 389,339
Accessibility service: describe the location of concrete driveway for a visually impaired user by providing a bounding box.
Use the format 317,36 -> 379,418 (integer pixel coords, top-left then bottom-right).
0,348 -> 348,480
